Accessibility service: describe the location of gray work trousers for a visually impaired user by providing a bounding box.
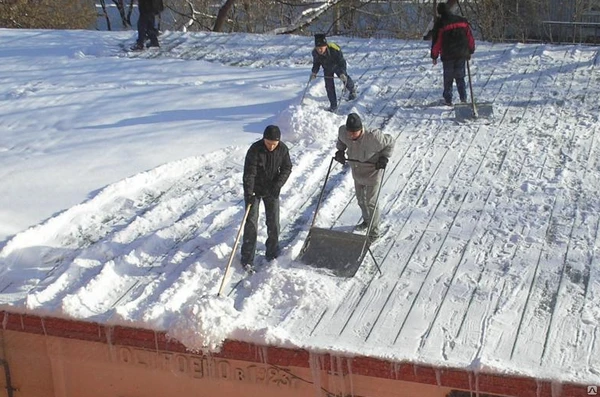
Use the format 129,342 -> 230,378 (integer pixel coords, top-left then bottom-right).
355,181 -> 380,236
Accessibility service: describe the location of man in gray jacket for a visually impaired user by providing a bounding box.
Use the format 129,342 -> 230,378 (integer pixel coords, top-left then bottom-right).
335,113 -> 394,241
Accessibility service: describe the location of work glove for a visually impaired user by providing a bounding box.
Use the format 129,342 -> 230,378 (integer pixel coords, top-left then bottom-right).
334,150 -> 346,165
339,73 -> 348,84
310,72 -> 317,81
245,193 -> 256,207
375,157 -> 388,170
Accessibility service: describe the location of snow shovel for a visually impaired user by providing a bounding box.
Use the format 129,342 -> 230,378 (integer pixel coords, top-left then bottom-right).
217,202 -> 252,297
297,157 -> 381,278
300,74 -> 344,110
299,75 -> 312,106
454,60 -> 493,120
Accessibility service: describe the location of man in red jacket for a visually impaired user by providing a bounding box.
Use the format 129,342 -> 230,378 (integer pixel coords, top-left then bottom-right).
430,2 -> 475,106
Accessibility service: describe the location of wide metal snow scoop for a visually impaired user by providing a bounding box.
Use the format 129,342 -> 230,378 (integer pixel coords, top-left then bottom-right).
454,60 -> 493,121
298,227 -> 370,277
297,157 -> 382,278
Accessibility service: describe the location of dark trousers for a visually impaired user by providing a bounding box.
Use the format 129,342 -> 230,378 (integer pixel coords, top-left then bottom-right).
241,196 -> 280,265
137,12 -> 158,46
324,70 -> 355,108
442,59 -> 467,103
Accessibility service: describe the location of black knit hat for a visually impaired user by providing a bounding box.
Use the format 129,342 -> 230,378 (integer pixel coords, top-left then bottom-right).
314,34 -> 327,47
263,125 -> 281,141
346,113 -> 363,132
437,2 -> 448,15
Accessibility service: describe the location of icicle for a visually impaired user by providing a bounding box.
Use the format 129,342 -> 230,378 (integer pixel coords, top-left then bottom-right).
1,312 -> 7,330
254,345 -> 264,364
390,362 -> 401,379
550,381 -> 562,397
328,354 -> 336,392
468,371 -> 473,394
347,358 -> 355,397
105,326 -> 113,348
105,325 -> 116,362
335,355 -> 345,396
536,379 -> 542,397
308,352 -> 322,397
434,368 -> 442,387
205,351 -> 215,378
260,346 -> 268,364
154,331 -> 159,353
40,317 -> 47,336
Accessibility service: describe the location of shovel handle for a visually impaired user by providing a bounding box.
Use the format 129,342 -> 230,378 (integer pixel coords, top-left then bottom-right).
346,158 -> 375,164
359,168 -> 386,260
300,76 -> 312,105
217,203 -> 253,297
308,157 -> 336,230
466,60 -> 479,118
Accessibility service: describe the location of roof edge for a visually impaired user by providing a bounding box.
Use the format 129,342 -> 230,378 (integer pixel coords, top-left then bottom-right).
0,310 -> 588,397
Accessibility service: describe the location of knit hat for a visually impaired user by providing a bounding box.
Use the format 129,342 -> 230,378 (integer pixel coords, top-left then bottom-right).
314,34 -> 327,47
346,113 -> 363,132
437,2 -> 448,15
263,125 -> 281,141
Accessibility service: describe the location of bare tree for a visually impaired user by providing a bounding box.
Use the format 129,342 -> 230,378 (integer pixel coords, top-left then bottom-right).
213,0 -> 236,31
112,0 -> 133,28
0,0 -> 96,29
98,0 -> 113,31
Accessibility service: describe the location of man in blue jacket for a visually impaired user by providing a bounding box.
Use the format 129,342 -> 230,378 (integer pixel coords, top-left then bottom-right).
310,34 -> 357,112
241,125 -> 293,269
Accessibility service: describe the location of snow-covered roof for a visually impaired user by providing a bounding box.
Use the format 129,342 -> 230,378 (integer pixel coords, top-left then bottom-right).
0,29 -> 598,388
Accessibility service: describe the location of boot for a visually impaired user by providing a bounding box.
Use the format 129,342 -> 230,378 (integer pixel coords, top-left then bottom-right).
355,221 -> 369,231
130,42 -> 144,51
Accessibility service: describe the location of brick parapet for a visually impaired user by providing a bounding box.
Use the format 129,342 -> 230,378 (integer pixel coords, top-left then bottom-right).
0,310 -> 589,397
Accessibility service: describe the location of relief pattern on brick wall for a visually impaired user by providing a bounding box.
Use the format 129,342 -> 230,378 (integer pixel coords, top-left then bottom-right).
116,346 -> 299,388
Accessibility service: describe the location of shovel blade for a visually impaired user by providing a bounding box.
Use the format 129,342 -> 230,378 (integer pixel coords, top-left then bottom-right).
454,102 -> 494,120
298,227 -> 369,277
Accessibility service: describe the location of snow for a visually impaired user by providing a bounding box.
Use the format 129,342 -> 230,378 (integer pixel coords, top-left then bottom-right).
1,28 -> 600,386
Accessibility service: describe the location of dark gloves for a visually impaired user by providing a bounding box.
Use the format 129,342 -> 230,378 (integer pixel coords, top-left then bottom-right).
376,157 -> 388,170
245,193 -> 256,206
334,150 -> 346,165
310,72 -> 317,81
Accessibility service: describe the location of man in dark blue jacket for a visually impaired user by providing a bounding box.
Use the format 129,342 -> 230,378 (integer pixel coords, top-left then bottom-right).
430,2 -> 475,105
241,125 -> 293,269
131,0 -> 164,51
310,34 -> 357,112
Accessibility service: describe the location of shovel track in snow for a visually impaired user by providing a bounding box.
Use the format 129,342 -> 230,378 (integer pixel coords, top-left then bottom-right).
296,43 -> 600,366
